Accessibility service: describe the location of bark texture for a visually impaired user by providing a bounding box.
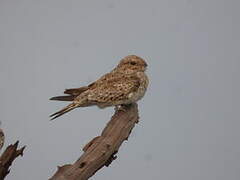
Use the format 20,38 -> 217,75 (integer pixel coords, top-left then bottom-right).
50,103 -> 139,180
0,141 -> 25,180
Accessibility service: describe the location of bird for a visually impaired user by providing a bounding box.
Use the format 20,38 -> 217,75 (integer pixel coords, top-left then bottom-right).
50,55 -> 149,120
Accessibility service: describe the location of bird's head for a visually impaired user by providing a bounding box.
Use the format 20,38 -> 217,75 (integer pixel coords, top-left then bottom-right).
116,55 -> 148,74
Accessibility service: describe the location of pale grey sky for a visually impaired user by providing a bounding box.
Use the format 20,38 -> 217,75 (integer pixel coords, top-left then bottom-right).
0,0 -> 239,180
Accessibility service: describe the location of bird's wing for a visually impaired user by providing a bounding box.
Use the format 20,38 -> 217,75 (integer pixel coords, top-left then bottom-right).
64,86 -> 89,95
87,74 -> 140,103
50,86 -> 92,101
63,72 -> 114,95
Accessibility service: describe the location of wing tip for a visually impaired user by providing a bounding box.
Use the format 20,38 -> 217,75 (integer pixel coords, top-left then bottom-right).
49,96 -> 75,101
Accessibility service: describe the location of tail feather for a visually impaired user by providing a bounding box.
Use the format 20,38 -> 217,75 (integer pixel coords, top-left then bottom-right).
50,95 -> 75,101
50,103 -> 78,120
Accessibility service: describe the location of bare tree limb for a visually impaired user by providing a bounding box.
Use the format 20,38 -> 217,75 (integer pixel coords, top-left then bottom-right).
50,103 -> 139,180
0,141 -> 26,180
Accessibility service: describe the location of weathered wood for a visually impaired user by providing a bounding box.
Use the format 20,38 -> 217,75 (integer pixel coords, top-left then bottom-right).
50,103 -> 139,180
0,141 -> 25,180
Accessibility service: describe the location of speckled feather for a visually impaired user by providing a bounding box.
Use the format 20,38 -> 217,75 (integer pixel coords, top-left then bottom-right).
50,55 -> 149,120
85,73 -> 141,105
0,129 -> 4,150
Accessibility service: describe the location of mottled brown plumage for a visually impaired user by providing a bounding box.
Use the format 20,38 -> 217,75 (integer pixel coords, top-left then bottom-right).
0,128 -> 4,151
50,55 -> 149,120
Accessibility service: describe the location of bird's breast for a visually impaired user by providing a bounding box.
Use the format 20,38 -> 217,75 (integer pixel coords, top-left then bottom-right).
127,72 -> 148,103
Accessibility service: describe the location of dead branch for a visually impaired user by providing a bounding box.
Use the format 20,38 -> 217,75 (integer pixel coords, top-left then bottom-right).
50,103 -> 139,180
0,141 -> 26,180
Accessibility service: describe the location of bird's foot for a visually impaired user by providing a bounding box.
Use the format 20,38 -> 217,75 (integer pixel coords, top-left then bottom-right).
115,104 -> 132,112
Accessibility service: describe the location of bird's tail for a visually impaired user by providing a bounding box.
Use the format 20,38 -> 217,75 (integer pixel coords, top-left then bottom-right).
50,103 -> 78,120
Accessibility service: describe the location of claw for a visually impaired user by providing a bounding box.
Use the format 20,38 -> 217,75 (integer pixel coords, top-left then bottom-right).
115,104 -> 132,112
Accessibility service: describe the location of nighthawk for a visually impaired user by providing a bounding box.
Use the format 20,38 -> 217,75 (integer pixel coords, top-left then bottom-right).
50,55 -> 149,120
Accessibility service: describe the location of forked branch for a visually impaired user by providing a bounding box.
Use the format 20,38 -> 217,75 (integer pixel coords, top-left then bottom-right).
50,103 -> 139,180
0,141 -> 25,180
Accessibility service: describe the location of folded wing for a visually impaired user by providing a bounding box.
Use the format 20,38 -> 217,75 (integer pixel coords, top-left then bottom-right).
87,74 -> 140,104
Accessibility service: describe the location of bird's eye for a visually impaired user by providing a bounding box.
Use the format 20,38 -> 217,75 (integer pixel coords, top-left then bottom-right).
130,62 -> 136,65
